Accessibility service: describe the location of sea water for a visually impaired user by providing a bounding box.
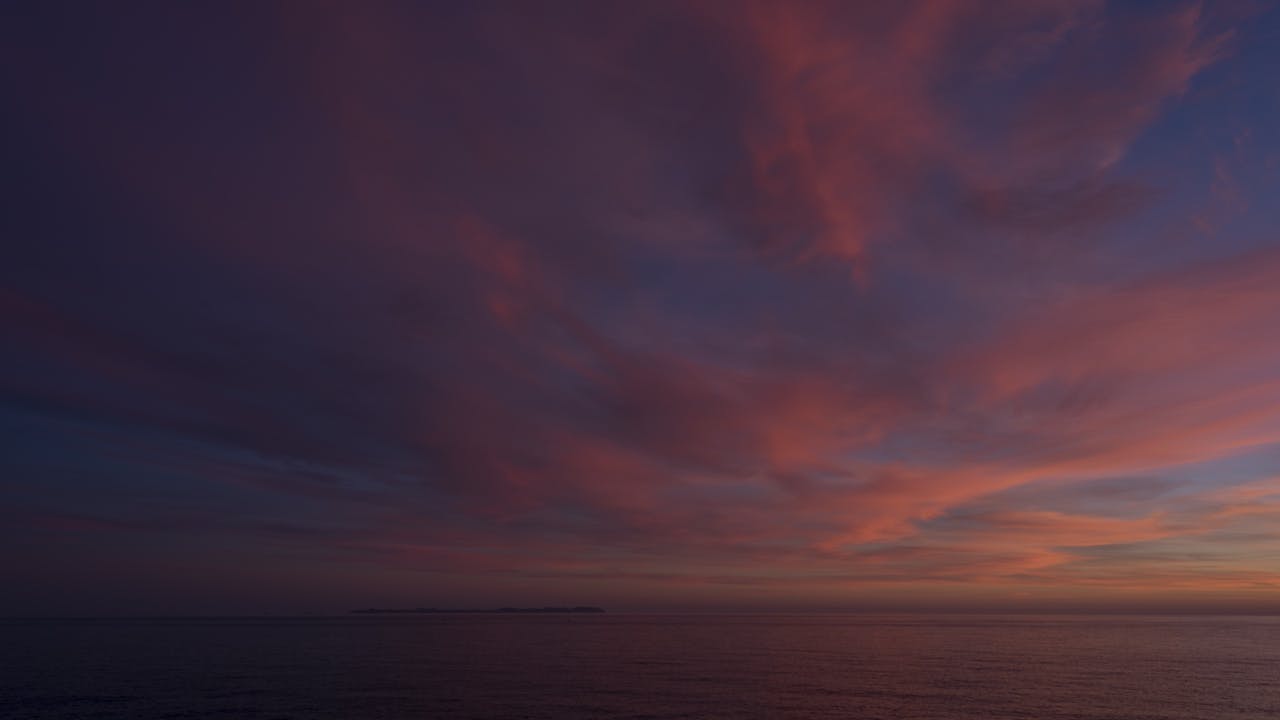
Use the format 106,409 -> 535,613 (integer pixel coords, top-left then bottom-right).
3,614 -> 1278,719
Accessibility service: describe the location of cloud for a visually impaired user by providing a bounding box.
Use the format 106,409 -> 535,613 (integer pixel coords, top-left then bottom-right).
2,0 -> 1274,611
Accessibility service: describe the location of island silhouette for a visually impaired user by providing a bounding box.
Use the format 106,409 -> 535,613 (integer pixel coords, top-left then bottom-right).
350,606 -> 605,614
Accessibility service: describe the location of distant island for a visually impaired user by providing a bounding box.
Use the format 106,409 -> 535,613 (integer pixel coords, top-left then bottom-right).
350,606 -> 605,614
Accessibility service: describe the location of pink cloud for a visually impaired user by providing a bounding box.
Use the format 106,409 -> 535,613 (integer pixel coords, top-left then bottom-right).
6,0 -> 1276,612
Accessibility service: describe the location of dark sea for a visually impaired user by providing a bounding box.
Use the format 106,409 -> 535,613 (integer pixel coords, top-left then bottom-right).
3,614 -> 1279,719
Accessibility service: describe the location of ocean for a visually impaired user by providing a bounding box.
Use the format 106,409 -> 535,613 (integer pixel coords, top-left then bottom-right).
3,614 -> 1278,719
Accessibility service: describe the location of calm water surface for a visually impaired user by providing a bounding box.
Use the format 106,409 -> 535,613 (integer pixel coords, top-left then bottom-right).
3,614 -> 1278,719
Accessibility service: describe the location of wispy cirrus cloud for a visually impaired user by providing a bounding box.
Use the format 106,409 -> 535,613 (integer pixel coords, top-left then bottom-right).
3,0 -> 1279,612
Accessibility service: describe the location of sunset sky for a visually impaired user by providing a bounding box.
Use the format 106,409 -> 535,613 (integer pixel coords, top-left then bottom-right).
5,1 -> 1280,615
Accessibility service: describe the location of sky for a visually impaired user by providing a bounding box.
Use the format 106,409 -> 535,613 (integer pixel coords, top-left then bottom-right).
4,0 -> 1280,615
